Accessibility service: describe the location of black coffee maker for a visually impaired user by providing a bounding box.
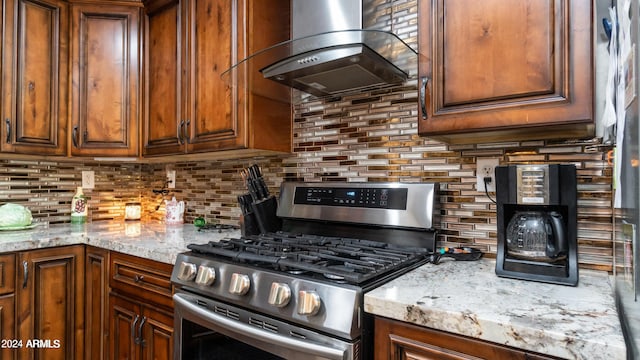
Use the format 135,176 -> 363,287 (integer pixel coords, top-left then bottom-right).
495,164 -> 578,286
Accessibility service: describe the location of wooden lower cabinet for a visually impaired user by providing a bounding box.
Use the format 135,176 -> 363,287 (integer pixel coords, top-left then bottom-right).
375,317 -> 558,360
0,294 -> 15,360
108,252 -> 174,360
109,293 -> 173,360
85,246 -> 110,360
140,305 -> 173,360
16,245 -> 85,360
110,294 -> 138,360
0,253 -> 16,360
0,246 -> 173,360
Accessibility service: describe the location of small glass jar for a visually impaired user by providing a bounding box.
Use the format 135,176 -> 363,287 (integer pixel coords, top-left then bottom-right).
125,202 -> 141,221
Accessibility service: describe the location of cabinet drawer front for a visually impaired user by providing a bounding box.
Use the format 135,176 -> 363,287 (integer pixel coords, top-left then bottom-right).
110,252 -> 173,308
0,254 -> 15,295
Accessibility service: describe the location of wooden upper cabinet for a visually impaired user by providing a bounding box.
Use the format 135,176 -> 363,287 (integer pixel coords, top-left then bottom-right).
184,0 -> 237,152
237,0 -> 292,154
143,0 -> 182,155
143,0 -> 236,156
143,0 -> 291,157
70,3 -> 140,157
1,0 -> 68,155
418,0 -> 593,144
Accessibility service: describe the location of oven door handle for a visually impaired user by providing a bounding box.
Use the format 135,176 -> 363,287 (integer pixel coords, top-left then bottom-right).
174,293 -> 348,360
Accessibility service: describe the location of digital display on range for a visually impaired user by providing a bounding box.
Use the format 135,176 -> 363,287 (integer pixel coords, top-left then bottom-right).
293,187 -> 408,210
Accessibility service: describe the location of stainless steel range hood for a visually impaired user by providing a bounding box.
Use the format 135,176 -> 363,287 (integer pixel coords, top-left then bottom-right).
222,0 -> 417,99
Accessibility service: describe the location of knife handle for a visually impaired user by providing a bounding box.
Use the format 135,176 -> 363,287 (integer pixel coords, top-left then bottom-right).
247,180 -> 260,201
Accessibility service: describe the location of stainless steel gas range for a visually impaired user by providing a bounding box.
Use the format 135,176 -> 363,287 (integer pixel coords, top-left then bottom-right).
171,182 -> 439,360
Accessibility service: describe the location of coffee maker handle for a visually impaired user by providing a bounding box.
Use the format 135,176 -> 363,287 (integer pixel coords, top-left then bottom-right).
546,212 -> 567,258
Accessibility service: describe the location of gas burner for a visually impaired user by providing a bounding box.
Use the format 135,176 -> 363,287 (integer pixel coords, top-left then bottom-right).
187,231 -> 431,285
323,273 -> 346,282
287,269 -> 307,275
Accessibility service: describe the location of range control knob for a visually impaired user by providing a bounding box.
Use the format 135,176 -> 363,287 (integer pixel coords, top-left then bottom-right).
228,273 -> 250,295
195,265 -> 216,286
177,261 -> 197,282
268,283 -> 291,307
297,290 -> 321,316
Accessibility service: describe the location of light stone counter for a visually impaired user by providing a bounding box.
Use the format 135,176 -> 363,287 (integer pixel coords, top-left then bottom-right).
0,221 -> 239,264
364,259 -> 626,360
0,224 -> 627,358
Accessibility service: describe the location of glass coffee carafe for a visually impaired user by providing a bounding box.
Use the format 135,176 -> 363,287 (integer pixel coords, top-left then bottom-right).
505,211 -> 567,262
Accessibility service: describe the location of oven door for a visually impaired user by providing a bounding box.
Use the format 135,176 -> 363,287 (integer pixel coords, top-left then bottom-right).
174,291 -> 357,360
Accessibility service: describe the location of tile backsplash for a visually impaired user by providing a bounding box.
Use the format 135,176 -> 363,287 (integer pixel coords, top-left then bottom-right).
0,159 -> 141,224
0,126 -> 613,273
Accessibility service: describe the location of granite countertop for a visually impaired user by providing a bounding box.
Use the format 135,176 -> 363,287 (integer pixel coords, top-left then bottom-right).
0,223 -> 627,359
364,259 -> 626,359
0,221 -> 240,264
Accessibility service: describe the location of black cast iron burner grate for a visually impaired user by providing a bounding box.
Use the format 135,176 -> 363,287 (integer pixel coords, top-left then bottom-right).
187,231 -> 430,284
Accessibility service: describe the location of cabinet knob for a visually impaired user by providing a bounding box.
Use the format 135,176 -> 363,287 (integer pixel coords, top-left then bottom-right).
133,274 -> 145,283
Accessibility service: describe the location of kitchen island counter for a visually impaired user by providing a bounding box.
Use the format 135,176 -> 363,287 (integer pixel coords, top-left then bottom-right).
365,259 -> 626,359
0,221 -> 238,264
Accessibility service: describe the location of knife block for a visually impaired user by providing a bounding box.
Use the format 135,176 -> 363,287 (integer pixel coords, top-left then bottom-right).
240,212 -> 260,236
251,196 -> 282,234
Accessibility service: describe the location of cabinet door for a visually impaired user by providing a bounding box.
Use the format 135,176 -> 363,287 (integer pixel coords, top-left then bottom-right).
0,254 -> 15,360
109,294 -> 141,360
374,317 -> 558,360
0,254 -> 15,295
85,247 -> 109,360
140,305 -> 173,360
417,0 -> 592,144
16,245 -> 85,360
184,0 -> 239,152
236,0 -> 292,153
70,4 -> 140,157
1,0 -> 68,155
0,294 -> 15,360
143,0 -> 185,156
